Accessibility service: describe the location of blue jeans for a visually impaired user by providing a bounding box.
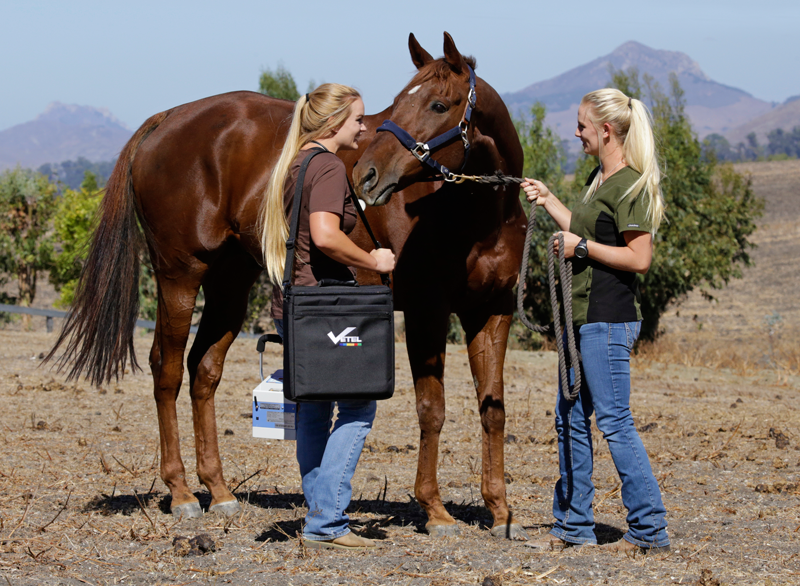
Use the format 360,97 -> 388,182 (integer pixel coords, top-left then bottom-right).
297,400 -> 377,540
550,321 -> 669,548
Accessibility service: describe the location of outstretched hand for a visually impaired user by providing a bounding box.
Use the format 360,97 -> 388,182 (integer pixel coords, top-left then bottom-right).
521,178 -> 552,206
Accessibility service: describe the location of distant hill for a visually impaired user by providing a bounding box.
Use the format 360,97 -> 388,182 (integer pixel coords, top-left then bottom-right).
502,41 -> 775,147
0,102 -> 132,171
726,96 -> 800,146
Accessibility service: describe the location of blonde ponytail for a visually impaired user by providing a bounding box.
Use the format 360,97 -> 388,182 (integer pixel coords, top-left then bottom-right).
260,84 -> 361,284
581,89 -> 665,233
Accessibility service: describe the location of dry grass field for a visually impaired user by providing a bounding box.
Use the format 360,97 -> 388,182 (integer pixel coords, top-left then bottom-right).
0,160 -> 798,585
653,160 -> 800,376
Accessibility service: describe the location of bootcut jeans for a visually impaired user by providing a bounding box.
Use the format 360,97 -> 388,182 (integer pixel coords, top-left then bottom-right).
549,321 -> 669,548
297,399 -> 377,541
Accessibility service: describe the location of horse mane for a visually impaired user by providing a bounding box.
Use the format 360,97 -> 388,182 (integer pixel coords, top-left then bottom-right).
400,55 -> 478,99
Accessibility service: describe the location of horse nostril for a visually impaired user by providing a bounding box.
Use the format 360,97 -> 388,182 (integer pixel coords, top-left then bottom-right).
362,167 -> 378,193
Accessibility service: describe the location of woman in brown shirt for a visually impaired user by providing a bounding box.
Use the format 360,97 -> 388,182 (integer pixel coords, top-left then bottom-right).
261,84 -> 395,550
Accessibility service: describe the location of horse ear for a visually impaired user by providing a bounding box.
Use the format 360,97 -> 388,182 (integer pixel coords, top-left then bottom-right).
408,33 -> 434,70
443,32 -> 467,74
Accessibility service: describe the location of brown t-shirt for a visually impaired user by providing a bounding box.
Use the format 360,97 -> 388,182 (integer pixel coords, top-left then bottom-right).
271,149 -> 357,319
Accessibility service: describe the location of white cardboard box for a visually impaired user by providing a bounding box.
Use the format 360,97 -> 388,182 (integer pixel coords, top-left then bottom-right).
252,370 -> 296,440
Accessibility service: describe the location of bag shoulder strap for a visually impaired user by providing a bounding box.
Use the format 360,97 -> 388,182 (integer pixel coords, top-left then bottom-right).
282,147 -> 327,288
345,177 -> 390,286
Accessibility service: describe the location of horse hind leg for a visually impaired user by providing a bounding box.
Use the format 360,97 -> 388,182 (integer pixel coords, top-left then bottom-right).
186,249 -> 263,517
404,305 -> 459,537
460,306 -> 529,541
150,274 -> 203,519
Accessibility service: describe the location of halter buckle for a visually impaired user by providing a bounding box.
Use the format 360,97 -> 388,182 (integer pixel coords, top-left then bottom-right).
467,87 -> 477,109
411,142 -> 430,162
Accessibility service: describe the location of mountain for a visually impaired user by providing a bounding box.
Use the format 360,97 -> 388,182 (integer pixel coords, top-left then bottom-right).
502,41 -> 775,146
0,103 -> 132,171
725,96 -> 800,146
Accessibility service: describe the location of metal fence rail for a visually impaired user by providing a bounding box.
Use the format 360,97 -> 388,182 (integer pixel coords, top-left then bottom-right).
0,303 -> 259,338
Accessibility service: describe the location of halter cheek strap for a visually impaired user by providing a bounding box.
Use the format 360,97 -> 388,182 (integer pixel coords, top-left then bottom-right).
375,65 -> 477,182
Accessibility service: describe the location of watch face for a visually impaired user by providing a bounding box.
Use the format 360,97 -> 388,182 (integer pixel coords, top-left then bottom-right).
575,240 -> 588,259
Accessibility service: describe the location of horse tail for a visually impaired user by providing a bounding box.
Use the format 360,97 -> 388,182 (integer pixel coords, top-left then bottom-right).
46,110 -> 170,386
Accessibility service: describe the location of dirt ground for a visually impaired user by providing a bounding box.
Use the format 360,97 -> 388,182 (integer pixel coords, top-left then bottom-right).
1,160 -> 799,585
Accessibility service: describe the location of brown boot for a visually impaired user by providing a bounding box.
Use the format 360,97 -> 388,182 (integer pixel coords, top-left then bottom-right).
303,532 -> 376,550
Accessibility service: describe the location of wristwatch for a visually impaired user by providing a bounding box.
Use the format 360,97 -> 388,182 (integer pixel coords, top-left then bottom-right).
574,238 -> 589,259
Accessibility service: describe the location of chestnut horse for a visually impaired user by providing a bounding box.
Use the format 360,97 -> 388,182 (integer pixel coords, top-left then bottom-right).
48,32 -> 528,539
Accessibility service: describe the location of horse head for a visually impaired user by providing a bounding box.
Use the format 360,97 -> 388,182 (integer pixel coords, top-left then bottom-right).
355,32 -> 491,206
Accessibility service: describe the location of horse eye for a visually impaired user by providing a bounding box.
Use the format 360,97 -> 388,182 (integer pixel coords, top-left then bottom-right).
431,102 -> 448,114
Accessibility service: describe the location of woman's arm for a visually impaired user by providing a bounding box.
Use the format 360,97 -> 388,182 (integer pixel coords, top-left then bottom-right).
521,179 -> 572,231
557,230 -> 652,274
309,211 -> 395,273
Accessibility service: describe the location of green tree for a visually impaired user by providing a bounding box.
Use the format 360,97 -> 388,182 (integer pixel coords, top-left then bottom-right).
258,65 -> 300,101
702,133 -> 735,162
609,67 -> 763,338
50,171 -> 103,307
48,170 -> 163,324
0,167 -> 59,328
766,126 -> 800,159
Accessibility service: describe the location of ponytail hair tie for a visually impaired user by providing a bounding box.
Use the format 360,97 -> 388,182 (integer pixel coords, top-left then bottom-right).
628,97 -> 632,110
305,93 -> 310,102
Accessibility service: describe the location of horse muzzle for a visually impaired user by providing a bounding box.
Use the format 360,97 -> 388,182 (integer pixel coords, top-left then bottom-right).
354,164 -> 397,207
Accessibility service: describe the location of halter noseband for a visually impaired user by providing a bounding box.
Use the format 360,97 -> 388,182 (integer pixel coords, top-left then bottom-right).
375,65 -> 477,182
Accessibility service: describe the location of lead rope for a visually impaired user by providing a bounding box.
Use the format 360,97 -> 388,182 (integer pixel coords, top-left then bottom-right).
546,233 -> 581,402
515,202 -> 581,402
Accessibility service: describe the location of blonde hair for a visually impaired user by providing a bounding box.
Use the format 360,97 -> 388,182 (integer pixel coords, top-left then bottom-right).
261,83 -> 361,284
581,88 -> 665,233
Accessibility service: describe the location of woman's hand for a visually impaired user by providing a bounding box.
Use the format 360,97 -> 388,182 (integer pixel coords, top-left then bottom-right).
310,211 -> 396,273
370,248 -> 396,273
520,178 -> 573,231
552,231 -> 582,258
521,178 -> 553,206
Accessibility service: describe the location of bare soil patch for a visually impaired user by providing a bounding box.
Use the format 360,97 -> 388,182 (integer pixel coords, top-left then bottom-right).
1,160 -> 799,585
1,329 -> 798,585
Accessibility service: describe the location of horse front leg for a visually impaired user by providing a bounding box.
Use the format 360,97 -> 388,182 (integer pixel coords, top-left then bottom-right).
460,305 -> 529,540
404,305 -> 457,537
150,276 -> 203,519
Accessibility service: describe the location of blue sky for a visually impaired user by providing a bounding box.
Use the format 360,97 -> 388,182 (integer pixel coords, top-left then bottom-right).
2,0 -> 797,131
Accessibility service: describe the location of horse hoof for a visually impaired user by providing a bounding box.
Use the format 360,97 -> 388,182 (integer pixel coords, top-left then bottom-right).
171,502 -> 203,520
490,523 -> 530,541
209,499 -> 241,518
426,523 -> 459,538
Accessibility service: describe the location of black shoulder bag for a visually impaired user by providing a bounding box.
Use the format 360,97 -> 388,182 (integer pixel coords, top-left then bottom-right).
281,148 -> 395,402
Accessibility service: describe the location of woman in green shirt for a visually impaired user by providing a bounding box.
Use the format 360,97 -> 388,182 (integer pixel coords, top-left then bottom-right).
521,89 -> 670,555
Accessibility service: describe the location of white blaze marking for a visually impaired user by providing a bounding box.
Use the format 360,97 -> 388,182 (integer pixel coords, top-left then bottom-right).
408,85 -> 421,95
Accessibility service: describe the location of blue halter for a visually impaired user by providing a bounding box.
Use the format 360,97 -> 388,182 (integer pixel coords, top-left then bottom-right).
375,65 -> 477,182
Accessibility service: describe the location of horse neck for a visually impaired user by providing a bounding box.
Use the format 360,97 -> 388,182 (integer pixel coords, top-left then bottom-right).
472,81 -> 524,179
